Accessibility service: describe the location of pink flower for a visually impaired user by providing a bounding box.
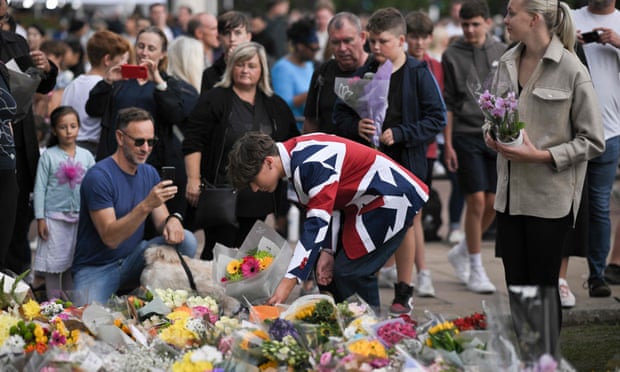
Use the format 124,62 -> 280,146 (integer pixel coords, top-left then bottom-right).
49,330 -> 66,346
320,351 -> 333,365
55,158 -> 85,189
241,256 -> 261,278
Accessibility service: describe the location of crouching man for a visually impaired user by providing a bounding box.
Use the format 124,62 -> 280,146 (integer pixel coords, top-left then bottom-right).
227,132 -> 428,311
72,107 -> 197,305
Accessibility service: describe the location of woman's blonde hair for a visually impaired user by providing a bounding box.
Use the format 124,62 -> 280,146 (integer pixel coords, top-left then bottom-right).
167,36 -> 205,92
215,42 -> 273,96
523,0 -> 575,52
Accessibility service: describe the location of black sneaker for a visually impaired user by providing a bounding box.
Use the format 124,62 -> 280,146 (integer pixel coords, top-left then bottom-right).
588,277 -> 611,297
389,282 -> 413,315
604,264 -> 620,285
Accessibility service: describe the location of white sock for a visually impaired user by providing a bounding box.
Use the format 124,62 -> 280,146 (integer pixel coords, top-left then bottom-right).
469,253 -> 482,269
456,238 -> 468,254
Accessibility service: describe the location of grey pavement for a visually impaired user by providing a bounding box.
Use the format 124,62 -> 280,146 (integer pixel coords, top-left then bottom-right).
376,179 -> 620,325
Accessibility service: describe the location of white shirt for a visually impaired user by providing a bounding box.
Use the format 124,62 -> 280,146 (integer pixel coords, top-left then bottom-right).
61,74 -> 103,143
572,7 -> 620,140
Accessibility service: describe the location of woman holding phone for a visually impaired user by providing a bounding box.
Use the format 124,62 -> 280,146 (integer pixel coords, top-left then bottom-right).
86,26 -> 192,231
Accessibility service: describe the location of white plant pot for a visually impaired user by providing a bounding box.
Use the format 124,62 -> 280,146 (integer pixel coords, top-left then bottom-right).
498,130 -> 523,147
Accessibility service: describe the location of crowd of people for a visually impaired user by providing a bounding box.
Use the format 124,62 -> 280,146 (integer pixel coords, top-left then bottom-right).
1,0 -> 620,358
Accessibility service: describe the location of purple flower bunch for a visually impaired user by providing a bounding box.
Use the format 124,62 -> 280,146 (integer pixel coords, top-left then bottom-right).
478,89 -> 525,143
267,318 -> 299,341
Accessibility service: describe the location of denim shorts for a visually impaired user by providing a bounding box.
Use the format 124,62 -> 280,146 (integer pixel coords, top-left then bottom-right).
453,133 -> 497,194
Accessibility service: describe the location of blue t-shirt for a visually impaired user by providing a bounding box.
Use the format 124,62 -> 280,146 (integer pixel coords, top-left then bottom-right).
271,58 -> 314,127
72,157 -> 160,271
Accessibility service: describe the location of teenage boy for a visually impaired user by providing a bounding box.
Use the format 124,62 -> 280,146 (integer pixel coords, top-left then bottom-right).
333,7 -> 446,314
200,11 -> 252,92
442,0 -> 505,293
227,132 -> 429,311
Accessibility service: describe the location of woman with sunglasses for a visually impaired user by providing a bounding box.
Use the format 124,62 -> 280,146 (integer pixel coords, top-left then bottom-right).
86,26 -> 192,234
183,42 -> 299,261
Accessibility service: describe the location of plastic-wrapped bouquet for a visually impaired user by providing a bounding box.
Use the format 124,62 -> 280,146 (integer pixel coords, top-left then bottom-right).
213,221 -> 292,304
335,60 -> 393,147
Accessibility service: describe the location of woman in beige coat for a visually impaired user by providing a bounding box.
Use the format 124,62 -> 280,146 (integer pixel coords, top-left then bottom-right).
485,0 -> 605,361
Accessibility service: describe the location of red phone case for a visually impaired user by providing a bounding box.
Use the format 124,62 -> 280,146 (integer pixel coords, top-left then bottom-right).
121,64 -> 148,80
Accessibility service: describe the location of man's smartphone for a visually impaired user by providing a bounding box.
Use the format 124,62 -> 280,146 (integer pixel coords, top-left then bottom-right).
121,64 -> 148,80
161,166 -> 176,186
581,30 -> 600,44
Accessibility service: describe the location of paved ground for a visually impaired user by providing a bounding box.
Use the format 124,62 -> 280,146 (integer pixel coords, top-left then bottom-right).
379,178 -> 620,324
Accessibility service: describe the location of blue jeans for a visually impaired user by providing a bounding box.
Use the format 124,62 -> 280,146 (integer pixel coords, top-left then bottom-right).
587,136 -> 620,280
72,230 -> 197,305
319,227 -> 408,308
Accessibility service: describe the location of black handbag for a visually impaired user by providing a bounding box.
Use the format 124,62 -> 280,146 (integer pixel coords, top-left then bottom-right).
195,128 -> 238,227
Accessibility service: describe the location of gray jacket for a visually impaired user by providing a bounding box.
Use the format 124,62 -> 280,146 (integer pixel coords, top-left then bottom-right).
442,34 -> 506,134
494,36 -> 605,223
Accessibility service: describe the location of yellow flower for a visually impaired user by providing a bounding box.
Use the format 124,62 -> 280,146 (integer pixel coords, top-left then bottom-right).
347,339 -> 387,358
167,310 -> 191,322
259,256 -> 273,270
22,299 -> 41,320
159,319 -> 196,348
294,304 -> 316,320
227,260 -> 241,275
171,352 -> 213,372
0,313 -> 20,346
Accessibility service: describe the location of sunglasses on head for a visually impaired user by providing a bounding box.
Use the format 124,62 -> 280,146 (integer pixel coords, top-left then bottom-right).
119,130 -> 158,147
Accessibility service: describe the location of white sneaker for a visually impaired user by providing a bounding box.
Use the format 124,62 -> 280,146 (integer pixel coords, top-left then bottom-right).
559,278 -> 576,308
447,229 -> 465,245
417,270 -> 435,297
447,244 -> 470,283
378,266 -> 397,288
467,266 -> 496,294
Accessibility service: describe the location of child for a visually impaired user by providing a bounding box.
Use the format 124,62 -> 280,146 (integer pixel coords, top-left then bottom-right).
33,106 -> 95,300
333,7 -> 446,314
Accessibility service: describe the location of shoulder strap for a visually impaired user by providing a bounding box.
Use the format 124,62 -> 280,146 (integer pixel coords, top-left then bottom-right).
212,126 -> 229,184
175,250 -> 197,291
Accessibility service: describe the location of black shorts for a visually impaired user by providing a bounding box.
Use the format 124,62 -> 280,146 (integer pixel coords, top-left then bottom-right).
453,133 -> 497,195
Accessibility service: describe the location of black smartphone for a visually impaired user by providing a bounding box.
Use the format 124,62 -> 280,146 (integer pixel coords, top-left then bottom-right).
581,30 -> 600,44
161,166 -> 176,185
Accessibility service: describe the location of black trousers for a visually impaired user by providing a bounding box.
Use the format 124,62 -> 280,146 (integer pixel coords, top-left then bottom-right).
0,169 -> 18,270
496,211 -> 571,363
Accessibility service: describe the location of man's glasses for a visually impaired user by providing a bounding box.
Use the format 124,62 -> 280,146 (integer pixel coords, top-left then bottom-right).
119,130 -> 157,147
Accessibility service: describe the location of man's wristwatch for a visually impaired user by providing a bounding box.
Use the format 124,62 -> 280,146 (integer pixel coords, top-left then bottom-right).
165,212 -> 183,225
321,248 -> 335,256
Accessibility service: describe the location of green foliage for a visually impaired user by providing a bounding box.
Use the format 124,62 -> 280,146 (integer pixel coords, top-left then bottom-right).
0,269 -> 31,310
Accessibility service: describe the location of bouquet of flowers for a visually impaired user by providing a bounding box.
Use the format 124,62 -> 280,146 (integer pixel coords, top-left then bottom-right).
478,89 -> 525,144
334,60 -> 393,147
214,221 -> 292,304
220,249 -> 274,283
467,63 -> 525,145
281,295 -> 342,345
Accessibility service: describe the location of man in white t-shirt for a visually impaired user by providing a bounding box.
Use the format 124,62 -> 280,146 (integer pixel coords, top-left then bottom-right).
61,30 -> 130,155
572,0 -> 620,298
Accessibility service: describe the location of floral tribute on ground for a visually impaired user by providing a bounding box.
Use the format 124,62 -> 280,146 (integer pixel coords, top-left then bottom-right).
0,273 -> 574,371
